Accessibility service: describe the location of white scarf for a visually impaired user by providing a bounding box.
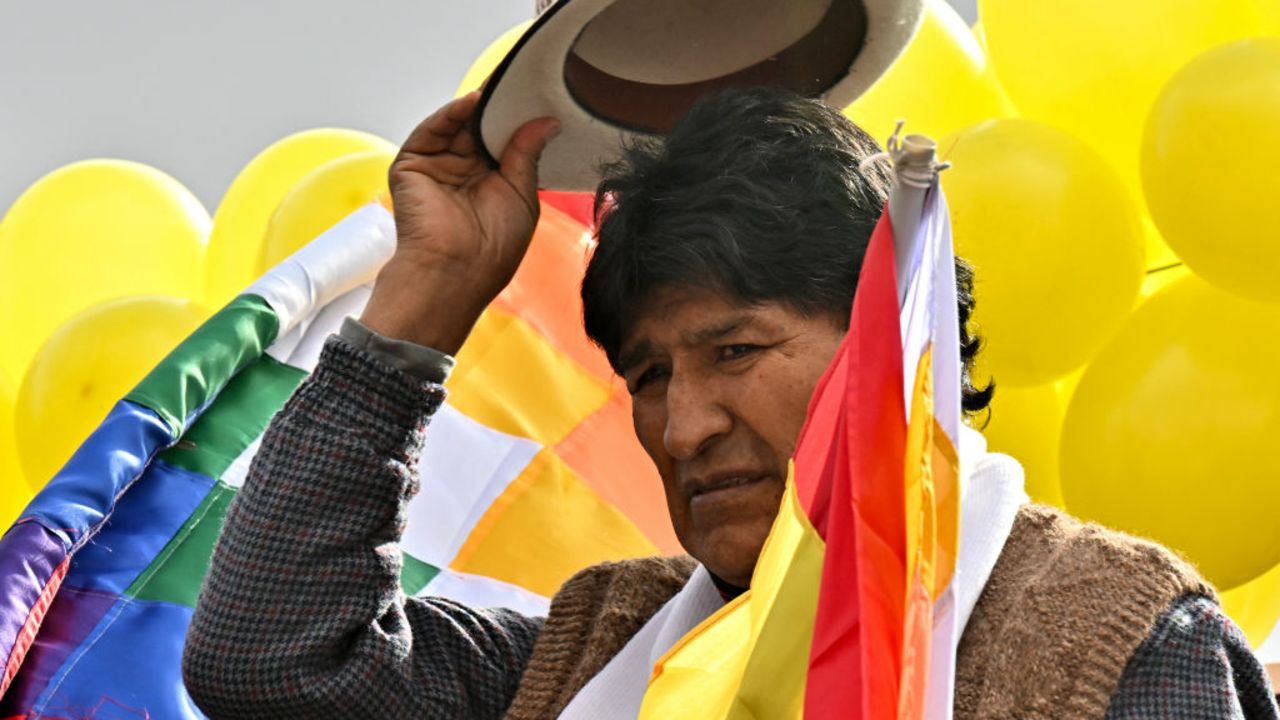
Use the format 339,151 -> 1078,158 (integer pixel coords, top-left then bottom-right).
558,427 -> 1028,719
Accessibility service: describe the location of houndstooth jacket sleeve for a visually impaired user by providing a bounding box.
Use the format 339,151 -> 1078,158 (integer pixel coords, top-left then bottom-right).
183,336 -> 543,720
1108,595 -> 1279,718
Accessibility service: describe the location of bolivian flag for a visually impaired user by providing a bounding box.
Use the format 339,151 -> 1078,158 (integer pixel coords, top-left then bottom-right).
640,146 -> 962,719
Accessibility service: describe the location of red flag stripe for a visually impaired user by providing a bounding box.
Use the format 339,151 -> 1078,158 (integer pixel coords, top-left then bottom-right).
799,209 -> 908,719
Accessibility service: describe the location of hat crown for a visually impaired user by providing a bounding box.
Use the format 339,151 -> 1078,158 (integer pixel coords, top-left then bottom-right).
561,0 -> 864,134
570,0 -> 836,85
488,0 -> 924,189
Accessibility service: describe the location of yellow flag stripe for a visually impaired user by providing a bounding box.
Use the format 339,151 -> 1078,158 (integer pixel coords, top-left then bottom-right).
447,307 -> 611,448
641,475 -> 823,719
451,449 -> 658,597
904,345 -> 961,600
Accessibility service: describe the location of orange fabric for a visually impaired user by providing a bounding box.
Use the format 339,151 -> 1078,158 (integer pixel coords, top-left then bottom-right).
899,564 -> 933,720
554,386 -> 681,553
448,307 -> 611,447
932,420 -> 959,595
900,346 -> 936,720
492,204 -> 613,382
450,450 -> 658,597
493,204 -> 681,552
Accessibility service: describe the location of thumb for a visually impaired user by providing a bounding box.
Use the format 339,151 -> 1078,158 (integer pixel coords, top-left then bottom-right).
499,117 -> 561,204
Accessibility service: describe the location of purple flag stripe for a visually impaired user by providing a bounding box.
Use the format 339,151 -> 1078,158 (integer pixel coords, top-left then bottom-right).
1,400 -> 172,702
0,587 -> 117,715
0,523 -> 67,697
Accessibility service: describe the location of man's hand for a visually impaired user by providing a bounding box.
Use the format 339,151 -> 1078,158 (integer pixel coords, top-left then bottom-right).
361,91 -> 561,355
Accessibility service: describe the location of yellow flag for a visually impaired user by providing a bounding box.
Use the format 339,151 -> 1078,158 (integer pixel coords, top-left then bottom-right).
639,476 -> 824,719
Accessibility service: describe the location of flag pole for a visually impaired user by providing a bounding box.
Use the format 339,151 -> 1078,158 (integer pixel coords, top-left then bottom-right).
884,127 -> 943,304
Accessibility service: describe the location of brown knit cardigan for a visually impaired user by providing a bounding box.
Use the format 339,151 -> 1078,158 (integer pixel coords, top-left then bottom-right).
504,505 -> 1212,720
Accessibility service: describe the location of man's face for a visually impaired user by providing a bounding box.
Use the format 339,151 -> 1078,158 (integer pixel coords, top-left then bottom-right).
619,286 -> 845,588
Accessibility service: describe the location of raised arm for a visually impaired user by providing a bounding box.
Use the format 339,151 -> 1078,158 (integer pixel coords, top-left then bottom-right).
183,93 -> 563,719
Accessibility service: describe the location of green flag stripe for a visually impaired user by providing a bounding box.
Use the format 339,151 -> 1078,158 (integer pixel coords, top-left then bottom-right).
402,553 -> 442,596
159,355 -> 306,479
127,291 -> 440,606
127,480 -> 442,604
126,481 -> 236,606
127,295 -> 280,437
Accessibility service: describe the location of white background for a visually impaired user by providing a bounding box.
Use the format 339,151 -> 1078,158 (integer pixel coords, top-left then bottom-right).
0,0 -> 977,216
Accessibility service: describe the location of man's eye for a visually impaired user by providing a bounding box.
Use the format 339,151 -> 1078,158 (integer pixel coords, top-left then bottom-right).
719,344 -> 762,362
629,366 -> 669,394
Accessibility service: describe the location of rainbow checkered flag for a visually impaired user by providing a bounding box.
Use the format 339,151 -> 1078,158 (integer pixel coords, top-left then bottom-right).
0,202 -> 675,718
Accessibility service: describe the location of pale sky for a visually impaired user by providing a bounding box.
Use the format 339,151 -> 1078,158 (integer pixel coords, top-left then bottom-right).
0,0 -> 977,215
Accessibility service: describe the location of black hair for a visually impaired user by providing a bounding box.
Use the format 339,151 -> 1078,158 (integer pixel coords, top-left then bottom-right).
580,86 -> 993,414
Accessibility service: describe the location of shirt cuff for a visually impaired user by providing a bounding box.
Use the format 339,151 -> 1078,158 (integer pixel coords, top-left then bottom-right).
338,317 -> 456,384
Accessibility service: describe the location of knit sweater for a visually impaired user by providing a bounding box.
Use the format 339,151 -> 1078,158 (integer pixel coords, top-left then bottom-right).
183,337 -> 1279,719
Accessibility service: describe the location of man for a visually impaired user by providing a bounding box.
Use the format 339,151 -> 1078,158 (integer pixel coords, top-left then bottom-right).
183,88 -> 1277,718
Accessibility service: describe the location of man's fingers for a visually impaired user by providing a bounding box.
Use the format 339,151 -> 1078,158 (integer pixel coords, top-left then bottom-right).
448,121 -> 477,157
400,92 -> 482,156
393,152 -> 485,188
499,116 -> 562,204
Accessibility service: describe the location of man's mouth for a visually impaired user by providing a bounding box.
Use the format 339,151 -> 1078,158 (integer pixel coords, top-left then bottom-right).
687,472 -> 771,500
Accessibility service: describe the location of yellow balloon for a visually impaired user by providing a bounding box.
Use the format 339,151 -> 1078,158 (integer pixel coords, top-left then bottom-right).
845,0 -> 1013,144
1141,217 -> 1180,273
979,379 -> 1067,507
15,296 -> 208,485
256,150 -> 395,274
971,19 -> 987,49
940,119 -> 1144,386
0,484 -> 30,532
1061,277 -> 1280,590
0,160 -> 208,384
981,22 -> 1182,279
1142,38 -> 1280,303
456,22 -> 533,97
1140,264 -> 1191,303
1,369 -> 30,501
980,0 -> 1278,195
203,129 -> 396,306
1222,559 -> 1280,647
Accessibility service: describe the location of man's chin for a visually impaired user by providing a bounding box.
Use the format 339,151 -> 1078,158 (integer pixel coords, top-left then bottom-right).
689,519 -> 775,589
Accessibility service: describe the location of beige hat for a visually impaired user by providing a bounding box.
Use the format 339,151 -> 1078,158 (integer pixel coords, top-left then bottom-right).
475,0 -> 924,191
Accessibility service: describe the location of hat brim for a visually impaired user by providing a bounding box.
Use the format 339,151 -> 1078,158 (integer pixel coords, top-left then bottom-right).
475,0 -> 924,191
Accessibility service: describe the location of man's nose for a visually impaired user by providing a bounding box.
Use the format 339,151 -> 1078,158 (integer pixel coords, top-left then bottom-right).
662,373 -> 732,461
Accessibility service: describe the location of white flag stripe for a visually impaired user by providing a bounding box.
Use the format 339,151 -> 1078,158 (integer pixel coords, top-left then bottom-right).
220,436 -> 263,490
403,403 -> 541,568
898,185 -> 962,445
274,284 -> 373,370
927,585 -> 959,719
895,182 -> 963,720
419,566 -> 551,617
247,202 -> 395,339
927,189 -> 962,445
265,312 -> 307,365
924,187 -> 961,720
